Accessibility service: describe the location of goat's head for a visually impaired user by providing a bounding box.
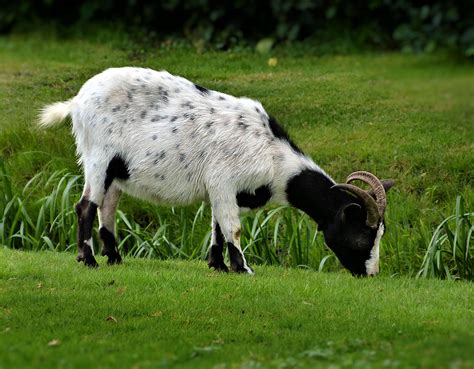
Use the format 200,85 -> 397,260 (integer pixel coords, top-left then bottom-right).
323,172 -> 394,277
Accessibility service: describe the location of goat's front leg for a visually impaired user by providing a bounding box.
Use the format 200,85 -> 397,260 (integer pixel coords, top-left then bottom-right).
208,213 -> 229,272
211,199 -> 253,274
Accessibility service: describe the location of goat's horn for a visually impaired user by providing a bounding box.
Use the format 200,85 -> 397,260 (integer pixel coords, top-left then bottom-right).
347,171 -> 387,217
331,183 -> 380,229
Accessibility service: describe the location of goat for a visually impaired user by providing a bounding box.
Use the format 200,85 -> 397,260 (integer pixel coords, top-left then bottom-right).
39,67 -> 393,276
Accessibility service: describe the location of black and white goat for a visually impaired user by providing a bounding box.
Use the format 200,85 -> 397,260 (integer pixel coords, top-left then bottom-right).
39,67 -> 393,276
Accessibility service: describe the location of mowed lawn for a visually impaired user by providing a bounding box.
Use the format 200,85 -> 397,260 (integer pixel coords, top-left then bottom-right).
0,248 -> 473,369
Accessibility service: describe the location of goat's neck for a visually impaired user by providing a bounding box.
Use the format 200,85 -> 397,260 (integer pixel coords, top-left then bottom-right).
285,168 -> 345,228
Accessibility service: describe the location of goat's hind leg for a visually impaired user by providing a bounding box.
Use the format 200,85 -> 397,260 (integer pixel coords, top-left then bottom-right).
208,214 -> 229,272
75,185 -> 99,268
98,185 -> 122,265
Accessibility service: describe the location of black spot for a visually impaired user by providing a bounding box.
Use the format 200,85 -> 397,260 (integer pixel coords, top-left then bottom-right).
237,185 -> 272,209
141,111 -> 147,119
112,106 -> 121,112
210,107 -> 215,114
181,101 -> 195,109
160,175 -> 165,180
186,173 -> 192,181
151,115 -> 160,122
104,155 -> 130,191
172,127 -> 178,133
158,87 -> 169,103
183,112 -> 196,121
127,91 -> 133,101
108,128 -> 113,134
238,122 -> 248,130
268,115 -> 303,154
179,153 -> 186,162
159,150 -> 166,159
146,150 -> 151,156
171,116 -> 178,122
218,96 -> 226,101
206,121 -> 213,128
194,83 -> 210,95
152,135 -> 157,140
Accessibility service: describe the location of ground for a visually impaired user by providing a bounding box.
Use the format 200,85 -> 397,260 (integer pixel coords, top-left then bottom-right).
1,249 -> 473,369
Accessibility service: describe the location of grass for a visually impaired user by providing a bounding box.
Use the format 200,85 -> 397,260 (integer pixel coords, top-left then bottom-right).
1,247 -> 473,369
0,32 -> 473,277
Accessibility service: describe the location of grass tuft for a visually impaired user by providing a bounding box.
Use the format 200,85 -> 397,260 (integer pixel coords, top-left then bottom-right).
418,196 -> 473,280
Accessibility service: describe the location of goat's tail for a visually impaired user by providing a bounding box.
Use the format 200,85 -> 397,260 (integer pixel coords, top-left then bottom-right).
38,99 -> 73,128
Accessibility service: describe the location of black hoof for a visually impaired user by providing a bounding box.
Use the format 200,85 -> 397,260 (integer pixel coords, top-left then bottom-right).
227,242 -> 254,274
208,260 -> 229,273
231,263 -> 254,274
77,254 -> 99,268
106,251 -> 122,265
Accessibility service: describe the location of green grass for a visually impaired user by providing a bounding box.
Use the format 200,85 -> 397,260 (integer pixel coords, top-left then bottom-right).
0,33 -> 473,277
1,248 -> 473,369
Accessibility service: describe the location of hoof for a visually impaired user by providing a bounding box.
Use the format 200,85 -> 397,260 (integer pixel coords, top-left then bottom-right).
208,260 -> 229,273
106,252 -> 122,265
77,254 -> 99,268
231,264 -> 254,274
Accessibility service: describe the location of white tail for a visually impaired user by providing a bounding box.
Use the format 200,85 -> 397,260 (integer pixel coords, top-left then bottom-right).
38,99 -> 73,128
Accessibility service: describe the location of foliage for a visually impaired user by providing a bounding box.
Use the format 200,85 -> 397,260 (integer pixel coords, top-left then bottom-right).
1,1 -> 474,55
418,196 -> 473,280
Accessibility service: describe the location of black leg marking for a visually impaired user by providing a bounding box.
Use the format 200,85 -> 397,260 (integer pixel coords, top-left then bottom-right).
104,155 -> 130,192
208,244 -> 229,272
99,227 -> 122,265
208,223 -> 228,272
75,198 -> 98,268
227,242 -> 253,274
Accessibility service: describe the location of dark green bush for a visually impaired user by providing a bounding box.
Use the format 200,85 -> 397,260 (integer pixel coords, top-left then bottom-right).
1,1 -> 473,55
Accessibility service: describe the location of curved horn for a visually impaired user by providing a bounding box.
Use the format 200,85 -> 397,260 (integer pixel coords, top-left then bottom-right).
331,183 -> 380,229
346,171 -> 387,217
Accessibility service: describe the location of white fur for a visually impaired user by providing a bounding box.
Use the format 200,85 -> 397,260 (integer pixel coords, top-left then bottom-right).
38,100 -> 73,128
366,223 -> 384,275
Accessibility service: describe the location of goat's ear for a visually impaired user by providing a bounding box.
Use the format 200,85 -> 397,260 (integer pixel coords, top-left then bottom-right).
381,179 -> 394,193
338,203 -> 363,224
368,179 -> 394,199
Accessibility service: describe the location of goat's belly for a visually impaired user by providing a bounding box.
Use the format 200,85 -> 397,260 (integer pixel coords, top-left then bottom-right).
113,174 -> 207,206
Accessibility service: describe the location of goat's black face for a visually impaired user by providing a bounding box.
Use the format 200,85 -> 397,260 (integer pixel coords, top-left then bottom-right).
322,203 -> 382,276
